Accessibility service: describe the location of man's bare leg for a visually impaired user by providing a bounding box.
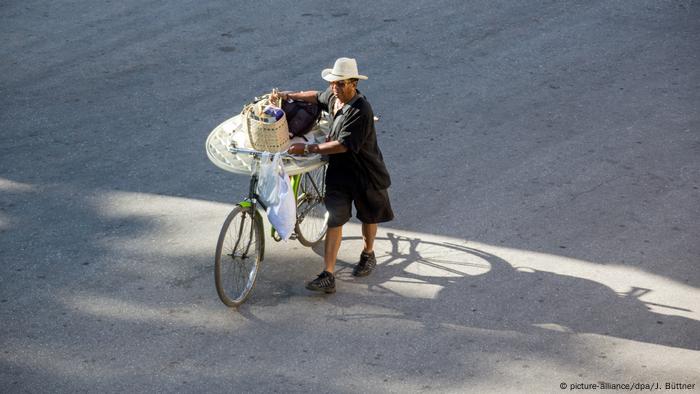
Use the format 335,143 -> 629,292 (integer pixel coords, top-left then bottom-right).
362,222 -> 377,254
324,225 -> 343,273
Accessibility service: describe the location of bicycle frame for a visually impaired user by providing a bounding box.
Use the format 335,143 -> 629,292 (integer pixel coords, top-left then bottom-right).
238,172 -> 302,240
228,146 -> 323,241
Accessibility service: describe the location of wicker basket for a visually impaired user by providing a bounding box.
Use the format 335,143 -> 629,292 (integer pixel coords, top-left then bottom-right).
241,92 -> 290,152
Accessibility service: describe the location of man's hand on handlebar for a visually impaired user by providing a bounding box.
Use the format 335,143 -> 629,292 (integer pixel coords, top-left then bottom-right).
288,143 -> 307,155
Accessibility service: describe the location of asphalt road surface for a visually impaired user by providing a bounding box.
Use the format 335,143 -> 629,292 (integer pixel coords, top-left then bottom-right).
2,0 -> 699,392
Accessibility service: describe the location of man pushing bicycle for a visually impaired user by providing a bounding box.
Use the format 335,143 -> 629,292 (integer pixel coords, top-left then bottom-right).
273,57 -> 394,293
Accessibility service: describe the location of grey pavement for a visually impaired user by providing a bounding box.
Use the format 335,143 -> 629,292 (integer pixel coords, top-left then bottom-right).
1,0 -> 699,393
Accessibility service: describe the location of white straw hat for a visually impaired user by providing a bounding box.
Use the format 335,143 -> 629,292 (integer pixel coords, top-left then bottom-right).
321,57 -> 368,82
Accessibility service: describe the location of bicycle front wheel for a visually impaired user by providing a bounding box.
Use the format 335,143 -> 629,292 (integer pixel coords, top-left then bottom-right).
295,164 -> 328,246
215,205 -> 264,307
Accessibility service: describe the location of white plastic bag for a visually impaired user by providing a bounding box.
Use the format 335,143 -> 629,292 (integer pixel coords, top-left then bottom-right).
266,169 -> 296,240
256,152 -> 296,240
256,152 -> 282,207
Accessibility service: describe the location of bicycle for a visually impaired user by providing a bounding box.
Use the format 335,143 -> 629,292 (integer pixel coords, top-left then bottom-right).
213,145 -> 328,307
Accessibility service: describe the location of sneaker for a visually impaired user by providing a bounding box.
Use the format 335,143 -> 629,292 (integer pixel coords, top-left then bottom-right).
353,251 -> 376,277
306,271 -> 336,293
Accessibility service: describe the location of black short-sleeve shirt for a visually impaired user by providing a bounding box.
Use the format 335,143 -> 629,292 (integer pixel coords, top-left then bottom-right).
316,87 -> 391,190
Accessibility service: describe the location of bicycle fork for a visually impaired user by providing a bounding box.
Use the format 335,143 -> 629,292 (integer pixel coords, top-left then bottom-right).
234,174 -> 263,259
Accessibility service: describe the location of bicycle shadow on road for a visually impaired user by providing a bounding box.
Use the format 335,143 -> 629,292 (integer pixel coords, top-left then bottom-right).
290,231 -> 700,352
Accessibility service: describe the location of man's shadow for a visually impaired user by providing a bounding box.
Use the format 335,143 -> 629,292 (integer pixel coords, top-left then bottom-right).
311,232 -> 700,351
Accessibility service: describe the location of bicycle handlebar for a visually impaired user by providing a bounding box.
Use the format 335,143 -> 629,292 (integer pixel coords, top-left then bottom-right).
227,144 -> 308,160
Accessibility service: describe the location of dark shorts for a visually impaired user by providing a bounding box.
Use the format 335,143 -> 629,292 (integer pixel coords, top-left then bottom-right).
325,186 -> 394,228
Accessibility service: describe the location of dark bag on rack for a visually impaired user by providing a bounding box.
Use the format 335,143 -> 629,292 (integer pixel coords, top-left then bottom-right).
281,99 -> 322,138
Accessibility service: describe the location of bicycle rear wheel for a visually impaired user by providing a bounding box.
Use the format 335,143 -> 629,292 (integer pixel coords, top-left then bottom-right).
295,164 -> 328,246
215,205 -> 264,306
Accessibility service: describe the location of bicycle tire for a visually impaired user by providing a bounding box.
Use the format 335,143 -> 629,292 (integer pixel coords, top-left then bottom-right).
214,205 -> 264,307
295,164 -> 328,246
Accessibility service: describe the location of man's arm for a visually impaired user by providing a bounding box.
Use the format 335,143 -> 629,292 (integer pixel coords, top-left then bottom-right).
312,140 -> 347,154
288,141 -> 348,156
276,90 -> 319,104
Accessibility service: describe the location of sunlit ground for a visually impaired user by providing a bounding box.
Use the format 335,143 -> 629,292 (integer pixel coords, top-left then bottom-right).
2,188 -> 698,391
87,190 -> 700,321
